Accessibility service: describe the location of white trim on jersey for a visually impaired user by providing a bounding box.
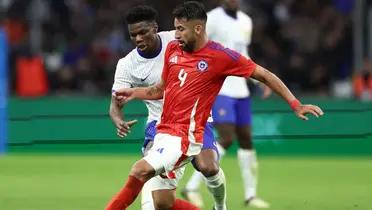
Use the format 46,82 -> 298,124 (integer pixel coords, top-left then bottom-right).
188,98 -> 199,145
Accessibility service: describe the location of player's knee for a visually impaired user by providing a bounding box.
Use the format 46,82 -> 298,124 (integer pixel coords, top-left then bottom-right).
218,135 -> 234,149
219,139 -> 233,150
129,166 -> 148,181
198,161 -> 219,177
153,199 -> 174,210
130,160 -> 154,182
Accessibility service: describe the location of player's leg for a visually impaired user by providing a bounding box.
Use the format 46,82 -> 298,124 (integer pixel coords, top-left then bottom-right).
183,95 -> 234,207
148,133 -> 201,209
107,133 -> 193,210
141,121 -> 201,210
105,158 -> 156,210
152,189 -> 200,210
195,123 -> 227,210
194,149 -> 227,210
140,122 -> 159,210
182,134 -> 230,207
235,97 -> 269,208
147,168 -> 200,210
141,139 -> 198,210
211,95 -> 237,151
141,178 -> 156,210
183,122 -> 227,210
140,136 -> 158,210
184,94 -> 235,193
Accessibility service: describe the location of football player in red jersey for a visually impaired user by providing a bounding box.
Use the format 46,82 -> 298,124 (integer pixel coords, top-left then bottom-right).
110,5 -> 225,210
106,1 -> 323,210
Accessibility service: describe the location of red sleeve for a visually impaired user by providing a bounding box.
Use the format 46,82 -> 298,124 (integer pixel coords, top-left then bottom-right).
212,45 -> 256,78
223,48 -> 256,78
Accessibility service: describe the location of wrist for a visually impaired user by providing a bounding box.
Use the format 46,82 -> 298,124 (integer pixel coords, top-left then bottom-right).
289,99 -> 301,111
112,117 -> 123,124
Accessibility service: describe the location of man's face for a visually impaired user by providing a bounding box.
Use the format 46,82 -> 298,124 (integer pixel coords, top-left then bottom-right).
128,21 -> 158,53
174,18 -> 198,52
222,0 -> 240,11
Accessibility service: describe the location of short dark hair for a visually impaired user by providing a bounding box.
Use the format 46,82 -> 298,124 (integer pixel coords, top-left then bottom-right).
126,5 -> 158,24
172,1 -> 207,21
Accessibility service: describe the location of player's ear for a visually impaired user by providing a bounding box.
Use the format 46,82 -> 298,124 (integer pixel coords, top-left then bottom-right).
153,22 -> 158,33
194,24 -> 203,35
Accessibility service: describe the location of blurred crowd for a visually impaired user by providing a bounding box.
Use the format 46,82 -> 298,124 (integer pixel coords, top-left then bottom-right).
0,0 -> 359,96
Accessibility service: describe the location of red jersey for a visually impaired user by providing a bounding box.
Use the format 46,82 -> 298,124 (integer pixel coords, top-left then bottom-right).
157,40 -> 256,150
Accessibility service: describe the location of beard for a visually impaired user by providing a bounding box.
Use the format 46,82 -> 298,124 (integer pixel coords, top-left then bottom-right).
181,40 -> 195,52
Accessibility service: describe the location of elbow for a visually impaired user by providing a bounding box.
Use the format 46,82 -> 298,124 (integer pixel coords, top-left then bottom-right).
255,70 -> 271,84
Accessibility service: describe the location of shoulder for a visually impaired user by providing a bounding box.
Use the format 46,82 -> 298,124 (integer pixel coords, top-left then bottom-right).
116,56 -> 128,68
207,41 -> 241,61
238,11 -> 252,24
165,40 -> 180,52
116,49 -> 137,69
207,7 -> 223,18
158,30 -> 175,44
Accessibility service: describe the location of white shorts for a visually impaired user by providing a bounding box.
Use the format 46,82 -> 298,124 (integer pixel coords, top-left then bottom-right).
141,168 -> 185,210
141,133 -> 202,210
143,133 -> 202,178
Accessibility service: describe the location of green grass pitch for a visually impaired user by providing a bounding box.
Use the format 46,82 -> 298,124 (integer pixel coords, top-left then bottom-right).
0,154 -> 371,210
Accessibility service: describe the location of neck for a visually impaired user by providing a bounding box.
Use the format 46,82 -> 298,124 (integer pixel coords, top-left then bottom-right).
148,35 -> 161,54
193,33 -> 209,52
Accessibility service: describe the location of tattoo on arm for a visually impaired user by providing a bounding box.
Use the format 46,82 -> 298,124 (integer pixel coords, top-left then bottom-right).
146,85 -> 162,97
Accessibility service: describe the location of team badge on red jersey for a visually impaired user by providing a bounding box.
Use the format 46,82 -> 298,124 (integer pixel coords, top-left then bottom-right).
197,60 -> 208,72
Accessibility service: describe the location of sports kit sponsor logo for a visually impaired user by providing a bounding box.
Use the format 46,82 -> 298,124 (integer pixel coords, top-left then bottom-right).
156,147 -> 164,154
169,56 -> 178,64
140,74 -> 150,81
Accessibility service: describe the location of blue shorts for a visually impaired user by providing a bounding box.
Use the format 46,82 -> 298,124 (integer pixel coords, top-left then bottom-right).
142,121 -> 218,157
212,95 -> 252,126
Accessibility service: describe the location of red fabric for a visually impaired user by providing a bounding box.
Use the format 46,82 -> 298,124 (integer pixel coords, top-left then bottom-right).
105,176 -> 144,210
16,56 -> 49,97
158,40 -> 256,147
171,198 -> 201,210
353,75 -> 372,97
3,19 -> 27,45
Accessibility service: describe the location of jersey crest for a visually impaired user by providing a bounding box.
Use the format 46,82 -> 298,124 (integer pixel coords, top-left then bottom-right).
197,60 -> 208,72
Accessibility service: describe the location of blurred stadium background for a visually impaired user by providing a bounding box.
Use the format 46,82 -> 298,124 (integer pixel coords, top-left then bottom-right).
0,0 -> 371,210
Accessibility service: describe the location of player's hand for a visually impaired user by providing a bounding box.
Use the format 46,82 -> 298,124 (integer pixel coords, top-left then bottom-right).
261,84 -> 272,99
115,120 -> 138,138
294,104 -> 324,121
112,88 -> 136,104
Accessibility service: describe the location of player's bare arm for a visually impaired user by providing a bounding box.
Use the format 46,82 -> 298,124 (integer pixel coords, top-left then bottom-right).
146,83 -> 164,98
109,96 -> 138,138
251,64 -> 324,120
113,79 -> 165,103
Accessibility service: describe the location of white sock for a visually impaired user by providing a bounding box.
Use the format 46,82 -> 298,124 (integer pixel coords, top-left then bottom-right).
237,149 -> 258,200
205,168 -> 227,210
216,142 -> 226,158
185,171 -> 204,191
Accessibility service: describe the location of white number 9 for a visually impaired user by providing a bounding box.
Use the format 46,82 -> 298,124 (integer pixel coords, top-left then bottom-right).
178,69 -> 188,87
